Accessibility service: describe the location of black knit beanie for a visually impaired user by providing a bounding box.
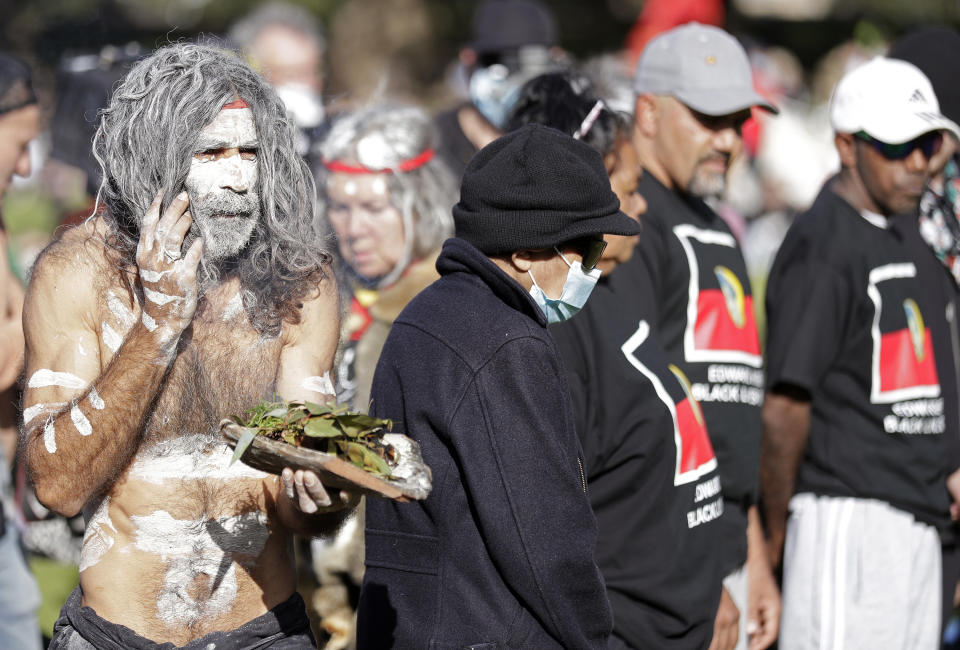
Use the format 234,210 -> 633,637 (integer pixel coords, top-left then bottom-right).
453,124 -> 641,255
889,27 -> 960,125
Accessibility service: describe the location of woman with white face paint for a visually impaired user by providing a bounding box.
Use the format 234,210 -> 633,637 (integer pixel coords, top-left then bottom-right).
313,102 -> 456,647
318,102 -> 456,410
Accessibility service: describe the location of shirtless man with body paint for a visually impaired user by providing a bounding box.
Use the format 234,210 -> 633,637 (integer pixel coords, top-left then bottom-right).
21,44 -> 351,649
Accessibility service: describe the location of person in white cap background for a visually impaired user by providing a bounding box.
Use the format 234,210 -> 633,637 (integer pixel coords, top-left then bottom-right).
760,56 -> 960,648
625,22 -> 780,650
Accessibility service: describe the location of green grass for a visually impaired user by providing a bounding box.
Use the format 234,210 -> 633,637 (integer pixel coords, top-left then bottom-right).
27,556 -> 78,639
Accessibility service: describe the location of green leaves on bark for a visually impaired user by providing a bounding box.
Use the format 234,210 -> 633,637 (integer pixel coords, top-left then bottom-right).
229,399 -> 396,477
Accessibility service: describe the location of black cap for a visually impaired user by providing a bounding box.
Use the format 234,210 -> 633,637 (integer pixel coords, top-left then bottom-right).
0,52 -> 36,117
453,124 -> 641,255
889,26 -> 960,125
470,0 -> 557,55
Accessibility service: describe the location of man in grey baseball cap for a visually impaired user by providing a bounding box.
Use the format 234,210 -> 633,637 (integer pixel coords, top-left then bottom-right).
624,21 -> 780,650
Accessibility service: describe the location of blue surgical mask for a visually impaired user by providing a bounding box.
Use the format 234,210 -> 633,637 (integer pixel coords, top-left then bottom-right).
468,63 -> 516,128
528,249 -> 602,324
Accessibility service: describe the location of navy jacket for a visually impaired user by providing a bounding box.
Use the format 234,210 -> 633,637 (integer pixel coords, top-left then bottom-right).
357,237 -> 612,649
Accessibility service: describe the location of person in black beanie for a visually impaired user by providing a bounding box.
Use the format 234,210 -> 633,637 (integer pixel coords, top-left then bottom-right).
356,123 -> 640,649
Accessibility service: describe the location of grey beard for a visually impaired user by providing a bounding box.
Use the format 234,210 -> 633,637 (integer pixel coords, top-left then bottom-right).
688,167 -> 727,199
187,192 -> 261,263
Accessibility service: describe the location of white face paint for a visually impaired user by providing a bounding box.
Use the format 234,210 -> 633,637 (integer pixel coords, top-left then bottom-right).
129,509 -> 269,627
79,496 -> 117,572
343,180 -> 357,196
128,434 -> 268,484
28,369 -> 88,390
44,419 -> 56,454
107,291 -> 136,328
371,177 -> 387,196
102,322 -> 123,353
71,404 -> 93,436
301,373 -> 335,396
88,387 -> 105,410
186,107 -> 261,262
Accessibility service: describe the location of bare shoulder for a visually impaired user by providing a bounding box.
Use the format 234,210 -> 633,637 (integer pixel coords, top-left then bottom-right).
25,218 -> 121,330
278,270 -> 339,361
285,269 -> 339,342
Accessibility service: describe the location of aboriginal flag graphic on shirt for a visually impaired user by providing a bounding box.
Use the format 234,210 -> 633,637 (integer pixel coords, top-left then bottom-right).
674,225 -> 762,367
868,264 -> 940,403
622,321 -> 718,485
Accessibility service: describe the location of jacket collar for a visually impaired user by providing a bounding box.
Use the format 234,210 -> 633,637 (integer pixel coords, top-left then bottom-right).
436,237 -> 548,327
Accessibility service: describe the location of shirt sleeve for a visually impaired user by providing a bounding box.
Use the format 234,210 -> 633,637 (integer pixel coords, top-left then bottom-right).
633,211 -> 667,324
764,240 -> 851,395
449,336 -> 612,648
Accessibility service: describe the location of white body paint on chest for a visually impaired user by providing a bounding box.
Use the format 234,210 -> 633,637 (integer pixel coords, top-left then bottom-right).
302,373 -> 335,396
107,291 -> 137,328
28,369 -> 88,390
79,496 -> 117,572
222,292 -> 244,321
102,322 -> 123,352
128,435 -> 268,484
130,509 -> 269,627
78,341 -> 87,357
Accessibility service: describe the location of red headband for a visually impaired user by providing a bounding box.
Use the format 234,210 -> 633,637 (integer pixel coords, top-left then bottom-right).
222,99 -> 250,109
323,148 -> 435,174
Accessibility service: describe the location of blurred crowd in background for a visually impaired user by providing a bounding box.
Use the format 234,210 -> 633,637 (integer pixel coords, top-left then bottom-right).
2,0 -> 959,646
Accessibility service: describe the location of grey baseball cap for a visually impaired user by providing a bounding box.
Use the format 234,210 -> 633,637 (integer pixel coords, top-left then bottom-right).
634,22 -> 777,116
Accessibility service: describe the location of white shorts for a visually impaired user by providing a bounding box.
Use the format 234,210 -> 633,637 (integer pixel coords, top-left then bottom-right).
780,493 -> 941,650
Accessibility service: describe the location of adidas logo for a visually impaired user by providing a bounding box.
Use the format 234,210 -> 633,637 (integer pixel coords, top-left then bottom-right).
909,89 -> 927,103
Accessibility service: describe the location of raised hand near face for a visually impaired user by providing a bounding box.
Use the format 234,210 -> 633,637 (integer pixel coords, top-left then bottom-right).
135,191 -> 204,356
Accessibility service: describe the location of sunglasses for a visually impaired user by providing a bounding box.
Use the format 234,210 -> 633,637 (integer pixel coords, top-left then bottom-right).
854,130 -> 943,160
558,237 -> 607,272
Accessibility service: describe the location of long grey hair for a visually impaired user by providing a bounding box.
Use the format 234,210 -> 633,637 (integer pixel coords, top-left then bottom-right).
92,42 -> 331,336
317,102 -> 456,287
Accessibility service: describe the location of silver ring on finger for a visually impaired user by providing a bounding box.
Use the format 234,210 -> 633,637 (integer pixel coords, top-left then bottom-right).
162,247 -> 181,262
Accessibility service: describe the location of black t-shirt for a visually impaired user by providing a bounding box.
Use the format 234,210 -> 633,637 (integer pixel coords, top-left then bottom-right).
552,269 -> 723,649
629,172 -> 763,572
765,181 -> 953,527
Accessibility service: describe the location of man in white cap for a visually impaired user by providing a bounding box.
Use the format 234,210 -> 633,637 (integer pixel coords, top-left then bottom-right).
761,56 -> 960,647
626,22 -> 779,650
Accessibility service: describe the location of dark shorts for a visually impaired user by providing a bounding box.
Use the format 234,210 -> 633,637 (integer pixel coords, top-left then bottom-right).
49,587 -> 316,649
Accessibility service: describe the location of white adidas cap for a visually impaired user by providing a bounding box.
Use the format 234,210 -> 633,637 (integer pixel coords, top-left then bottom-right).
830,56 -> 960,144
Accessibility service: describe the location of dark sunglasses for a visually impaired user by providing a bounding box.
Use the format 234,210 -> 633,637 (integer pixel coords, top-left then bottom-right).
854,130 -> 943,160
560,237 -> 607,272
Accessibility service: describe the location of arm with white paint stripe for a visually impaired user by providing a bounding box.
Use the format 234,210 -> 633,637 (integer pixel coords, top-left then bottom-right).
22,196 -> 202,516
273,274 -> 357,536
